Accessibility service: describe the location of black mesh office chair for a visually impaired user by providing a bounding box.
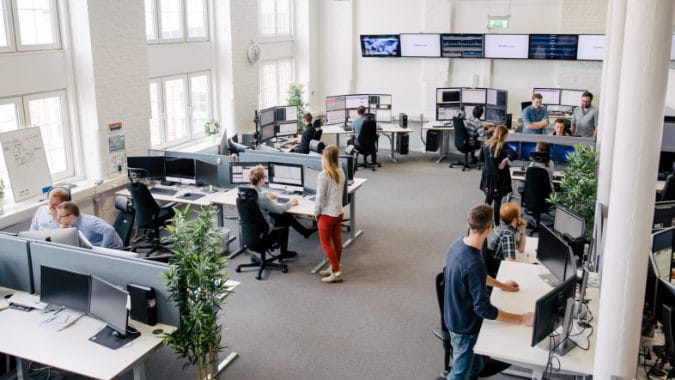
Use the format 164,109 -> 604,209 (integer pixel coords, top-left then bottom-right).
234,187 -> 288,280
449,117 -> 478,171
228,138 -> 248,156
353,114 -> 381,171
660,174 -> 675,201
309,140 -> 325,154
521,166 -> 553,235
127,181 -> 175,256
112,196 -> 135,248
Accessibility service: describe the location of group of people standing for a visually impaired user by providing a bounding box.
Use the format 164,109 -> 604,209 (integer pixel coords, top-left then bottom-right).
522,91 -> 598,138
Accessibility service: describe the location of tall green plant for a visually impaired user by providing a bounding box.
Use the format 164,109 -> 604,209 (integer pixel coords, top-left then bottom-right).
548,144 -> 598,237
287,83 -> 308,134
162,206 -> 228,380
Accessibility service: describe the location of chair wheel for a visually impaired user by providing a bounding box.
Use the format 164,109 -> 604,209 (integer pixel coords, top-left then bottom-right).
282,267 -> 288,273
256,274 -> 262,280
235,267 -> 241,273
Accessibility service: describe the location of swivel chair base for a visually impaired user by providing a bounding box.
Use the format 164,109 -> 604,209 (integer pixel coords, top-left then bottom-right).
236,252 -> 288,280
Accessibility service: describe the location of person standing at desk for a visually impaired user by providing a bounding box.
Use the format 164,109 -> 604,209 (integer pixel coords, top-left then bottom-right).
314,146 -> 346,284
249,165 -> 315,259
444,204 -> 533,380
55,202 -> 124,249
522,93 -> 549,134
479,126 -> 517,224
571,91 -> 598,138
30,187 -> 70,230
295,113 -> 320,154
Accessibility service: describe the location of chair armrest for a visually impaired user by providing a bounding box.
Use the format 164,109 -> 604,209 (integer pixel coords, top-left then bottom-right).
432,328 -> 450,342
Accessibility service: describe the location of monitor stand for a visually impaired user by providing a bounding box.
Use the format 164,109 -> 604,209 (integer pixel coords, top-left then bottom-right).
160,180 -> 176,186
89,325 -> 140,350
538,298 -> 577,356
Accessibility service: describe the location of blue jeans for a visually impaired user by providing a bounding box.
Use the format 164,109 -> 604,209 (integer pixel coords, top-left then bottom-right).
448,332 -> 483,380
523,127 -> 544,134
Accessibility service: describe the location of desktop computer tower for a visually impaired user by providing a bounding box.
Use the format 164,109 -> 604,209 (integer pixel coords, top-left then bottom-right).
127,284 -> 157,326
505,114 -> 513,130
396,134 -> 409,155
398,113 -> 408,128
426,130 -> 441,152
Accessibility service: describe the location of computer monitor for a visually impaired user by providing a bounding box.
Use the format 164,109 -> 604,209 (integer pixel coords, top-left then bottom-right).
326,110 -> 346,125
506,141 -> 520,158
281,106 -> 298,122
268,162 -> 304,193
537,225 -> 576,282
259,107 -> 275,126
164,157 -> 196,184
437,106 -> 461,121
19,228 -> 85,248
560,89 -> 586,107
303,166 -> 321,194
654,201 -> 675,230
400,33 -> 441,57
528,34 -> 578,61
326,96 -> 346,112
554,206 -> 586,240
89,276 -> 129,336
520,142 -> 537,162
656,278 -> 675,325
346,94 -> 369,109
360,35 -> 401,57
485,106 -> 506,123
229,162 -> 267,185
658,151 -> 675,174
40,265 -> 91,313
533,88 -> 561,105
274,107 -> 286,122
652,227 -> 674,282
375,109 -> 392,122
531,275 -> 577,347
259,123 -> 276,141
437,88 -> 461,103
126,156 -> 165,179
277,123 -> 297,137
195,160 -> 219,187
551,144 -> 576,164
461,88 -> 486,104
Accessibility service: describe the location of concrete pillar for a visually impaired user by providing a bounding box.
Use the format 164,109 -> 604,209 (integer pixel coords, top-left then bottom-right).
593,0 -> 674,377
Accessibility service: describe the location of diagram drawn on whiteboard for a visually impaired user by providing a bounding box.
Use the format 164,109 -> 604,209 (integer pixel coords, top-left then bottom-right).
3,134 -> 41,166
0,127 -> 52,202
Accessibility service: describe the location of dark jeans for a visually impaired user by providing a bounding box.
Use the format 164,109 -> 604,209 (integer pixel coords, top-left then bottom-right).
484,194 -> 503,225
270,213 -> 310,253
448,332 -> 483,380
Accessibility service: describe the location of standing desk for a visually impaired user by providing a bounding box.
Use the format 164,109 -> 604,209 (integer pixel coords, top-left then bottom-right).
321,123 -> 411,163
474,260 -> 599,379
0,290 -> 174,380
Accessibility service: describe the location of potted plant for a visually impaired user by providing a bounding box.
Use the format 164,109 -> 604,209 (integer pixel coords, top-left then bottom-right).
548,144 -> 598,237
287,84 -> 308,134
162,206 -> 228,379
204,119 -> 221,139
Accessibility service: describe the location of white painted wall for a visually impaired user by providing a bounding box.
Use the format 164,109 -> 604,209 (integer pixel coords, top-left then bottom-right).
147,42 -> 212,78
0,51 -> 68,97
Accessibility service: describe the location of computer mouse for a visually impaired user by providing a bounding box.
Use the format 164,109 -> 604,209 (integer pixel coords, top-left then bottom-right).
183,192 -> 192,197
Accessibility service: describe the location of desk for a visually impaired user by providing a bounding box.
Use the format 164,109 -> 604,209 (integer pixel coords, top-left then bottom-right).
321,123 -> 411,163
421,123 -> 455,163
510,167 -> 564,184
0,290 -> 174,380
474,261 -> 599,379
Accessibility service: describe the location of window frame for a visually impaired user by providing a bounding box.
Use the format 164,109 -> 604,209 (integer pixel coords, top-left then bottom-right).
161,74 -> 189,145
185,0 -> 209,42
188,71 -> 210,138
258,0 -> 294,41
10,0 -> 61,52
0,96 -> 23,130
148,79 -> 165,146
0,0 -> 15,52
259,57 -> 294,109
157,0 -> 184,43
145,0 -> 159,43
147,0 -> 209,44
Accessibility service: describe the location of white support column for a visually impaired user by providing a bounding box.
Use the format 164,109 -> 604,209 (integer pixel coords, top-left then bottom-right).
593,0 -> 674,378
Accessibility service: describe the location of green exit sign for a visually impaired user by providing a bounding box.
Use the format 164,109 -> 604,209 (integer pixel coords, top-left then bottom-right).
487,19 -> 509,30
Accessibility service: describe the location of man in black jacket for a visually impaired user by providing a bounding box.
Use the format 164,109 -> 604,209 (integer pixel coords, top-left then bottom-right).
295,113 -> 318,154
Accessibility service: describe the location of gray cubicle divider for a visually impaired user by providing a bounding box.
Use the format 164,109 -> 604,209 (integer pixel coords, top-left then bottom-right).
163,150 -> 232,186
507,133 -> 595,147
29,242 -> 179,326
0,234 -> 33,293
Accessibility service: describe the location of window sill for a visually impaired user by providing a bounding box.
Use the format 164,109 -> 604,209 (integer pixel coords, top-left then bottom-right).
0,174 -> 129,230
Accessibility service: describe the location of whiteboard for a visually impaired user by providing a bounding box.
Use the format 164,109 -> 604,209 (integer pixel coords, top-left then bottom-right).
0,127 -> 52,202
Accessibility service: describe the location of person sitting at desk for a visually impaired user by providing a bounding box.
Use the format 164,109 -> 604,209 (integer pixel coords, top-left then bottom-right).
464,105 -> 485,140
30,187 -> 70,231
294,113 -> 321,154
444,204 -> 533,379
352,105 -> 367,139
249,165 -> 316,259
56,202 -> 123,249
528,142 -> 555,191
522,93 -> 549,135
487,202 -> 527,263
571,91 -> 598,139
552,118 -> 572,136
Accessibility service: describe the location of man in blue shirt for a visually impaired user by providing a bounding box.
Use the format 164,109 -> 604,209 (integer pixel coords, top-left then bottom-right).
56,201 -> 123,249
30,187 -> 70,230
522,93 -> 549,134
351,106 -> 367,139
444,204 -> 533,379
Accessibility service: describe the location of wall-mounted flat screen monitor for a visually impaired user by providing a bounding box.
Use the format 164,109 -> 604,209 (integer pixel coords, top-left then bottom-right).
528,34 -> 578,60
437,105 -> 461,121
260,107 -> 275,126
560,89 -> 586,107
441,34 -> 484,58
461,88 -> 486,104
360,35 -> 401,57
346,94 -> 369,109
400,33 -> 441,57
486,106 -> 506,124
577,34 -> 605,61
533,88 -> 561,105
326,110 -> 346,125
326,96 -> 346,112
484,34 -> 528,59
437,88 -> 461,103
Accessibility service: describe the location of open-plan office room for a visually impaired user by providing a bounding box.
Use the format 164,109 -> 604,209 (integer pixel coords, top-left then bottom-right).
1,0 -> 675,379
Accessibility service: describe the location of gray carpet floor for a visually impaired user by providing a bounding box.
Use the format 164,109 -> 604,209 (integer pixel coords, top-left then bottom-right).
49,151 -> 546,380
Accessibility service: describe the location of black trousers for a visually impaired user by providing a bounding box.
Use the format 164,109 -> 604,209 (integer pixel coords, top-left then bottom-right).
484,194 -> 503,225
270,213 -> 309,253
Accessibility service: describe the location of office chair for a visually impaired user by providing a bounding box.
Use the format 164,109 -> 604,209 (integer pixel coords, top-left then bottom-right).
112,196 -> 135,249
127,181 -> 175,257
353,114 -> 381,171
228,138 -> 248,155
660,174 -> 675,201
521,166 -> 553,235
234,186 -> 288,280
521,101 -> 532,110
449,117 -> 478,171
313,128 -> 323,141
653,305 -> 675,376
309,140 -> 325,154
432,270 -> 510,379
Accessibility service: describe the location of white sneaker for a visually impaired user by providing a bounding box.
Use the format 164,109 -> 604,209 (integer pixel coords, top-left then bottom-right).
321,271 -> 343,283
319,267 -> 332,276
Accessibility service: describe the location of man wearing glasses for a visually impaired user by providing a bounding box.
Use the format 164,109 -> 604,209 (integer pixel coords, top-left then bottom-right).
571,91 -> 598,139
56,201 -> 123,249
30,187 -> 70,231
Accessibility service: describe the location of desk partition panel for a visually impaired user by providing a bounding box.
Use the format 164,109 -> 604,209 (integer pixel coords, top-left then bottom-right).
162,150 -> 232,187
0,234 -> 33,293
29,242 -> 179,326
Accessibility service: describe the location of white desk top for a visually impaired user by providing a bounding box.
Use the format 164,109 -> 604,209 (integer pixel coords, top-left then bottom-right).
0,291 -> 175,380
510,167 -> 564,184
474,260 -> 599,376
117,184 -> 214,207
321,124 -> 410,135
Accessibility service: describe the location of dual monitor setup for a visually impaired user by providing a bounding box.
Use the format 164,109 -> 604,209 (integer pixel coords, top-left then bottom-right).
361,33 -> 675,61
230,161 -> 321,194
507,141 -> 576,165
435,87 -> 508,124
257,105 -> 299,142
127,155 -> 222,188
531,88 -> 587,114
325,94 -> 392,125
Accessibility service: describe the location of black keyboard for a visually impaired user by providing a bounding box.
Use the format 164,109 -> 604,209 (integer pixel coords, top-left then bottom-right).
150,187 -> 178,196
377,127 -> 383,131
512,170 -> 526,177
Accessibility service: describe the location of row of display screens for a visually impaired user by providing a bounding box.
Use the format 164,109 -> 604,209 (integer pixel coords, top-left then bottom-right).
362,33 -> 675,61
325,94 -> 392,125
436,88 -> 508,122
259,105 -> 298,127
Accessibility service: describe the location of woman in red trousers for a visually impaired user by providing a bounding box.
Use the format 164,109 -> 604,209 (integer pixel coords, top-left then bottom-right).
314,145 -> 345,283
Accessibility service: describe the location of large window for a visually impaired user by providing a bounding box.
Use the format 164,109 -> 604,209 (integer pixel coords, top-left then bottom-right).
258,0 -> 293,39
259,58 -> 293,109
0,91 -> 73,200
145,0 -> 208,43
0,0 -> 61,52
149,71 -> 211,147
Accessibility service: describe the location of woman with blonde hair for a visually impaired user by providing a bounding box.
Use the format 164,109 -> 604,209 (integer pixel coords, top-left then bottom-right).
314,145 -> 346,283
479,125 -> 517,224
